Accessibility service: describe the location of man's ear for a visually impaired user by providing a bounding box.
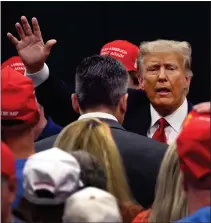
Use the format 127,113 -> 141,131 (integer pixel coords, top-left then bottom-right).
140,76 -> 145,90
120,93 -> 128,113
184,75 -> 192,95
71,93 -> 80,114
137,76 -> 144,90
184,75 -> 191,88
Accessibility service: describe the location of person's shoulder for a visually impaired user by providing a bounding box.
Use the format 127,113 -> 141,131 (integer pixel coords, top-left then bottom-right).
35,133 -> 58,145
117,128 -> 167,149
175,206 -> 211,223
111,127 -> 167,157
35,134 -> 58,152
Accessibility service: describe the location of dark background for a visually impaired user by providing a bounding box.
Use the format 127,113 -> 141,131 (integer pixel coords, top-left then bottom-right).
2,1 -> 210,104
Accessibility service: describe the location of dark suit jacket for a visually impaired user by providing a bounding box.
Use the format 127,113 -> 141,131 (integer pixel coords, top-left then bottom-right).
35,118 -> 167,208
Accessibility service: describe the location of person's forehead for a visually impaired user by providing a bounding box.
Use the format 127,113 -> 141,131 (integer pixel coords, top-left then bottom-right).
143,52 -> 183,65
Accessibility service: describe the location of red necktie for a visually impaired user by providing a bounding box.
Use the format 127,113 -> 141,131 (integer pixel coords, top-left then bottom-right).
152,118 -> 169,143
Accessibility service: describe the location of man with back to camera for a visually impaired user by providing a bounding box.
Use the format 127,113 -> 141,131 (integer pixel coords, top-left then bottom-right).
36,54 -> 168,208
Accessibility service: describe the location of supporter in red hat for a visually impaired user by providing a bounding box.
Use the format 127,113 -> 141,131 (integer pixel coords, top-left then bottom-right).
175,110 -> 210,222
1,56 -> 62,142
100,40 -> 142,90
2,67 -> 39,127
1,56 -> 25,75
1,142 -> 16,223
1,67 -> 39,210
177,110 -> 210,189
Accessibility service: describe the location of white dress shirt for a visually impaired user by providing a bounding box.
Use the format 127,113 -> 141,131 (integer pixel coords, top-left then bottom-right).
147,99 -> 188,144
78,112 -> 118,122
25,63 -> 49,87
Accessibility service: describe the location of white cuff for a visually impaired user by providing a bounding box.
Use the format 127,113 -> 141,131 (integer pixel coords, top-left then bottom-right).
25,63 -> 49,88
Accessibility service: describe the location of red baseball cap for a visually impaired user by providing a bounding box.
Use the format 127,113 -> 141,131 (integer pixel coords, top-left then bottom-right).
1,141 -> 15,178
1,56 -> 25,75
176,110 -> 210,188
100,40 -> 139,72
1,67 -> 39,126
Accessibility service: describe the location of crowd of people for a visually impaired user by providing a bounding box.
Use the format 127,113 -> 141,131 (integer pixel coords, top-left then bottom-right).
1,15 -> 210,223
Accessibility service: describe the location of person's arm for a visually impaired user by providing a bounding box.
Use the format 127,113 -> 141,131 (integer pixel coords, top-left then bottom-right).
7,16 -> 79,126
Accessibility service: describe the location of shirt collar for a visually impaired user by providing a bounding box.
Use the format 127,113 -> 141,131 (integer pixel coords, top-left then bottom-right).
78,112 -> 118,122
150,98 -> 188,132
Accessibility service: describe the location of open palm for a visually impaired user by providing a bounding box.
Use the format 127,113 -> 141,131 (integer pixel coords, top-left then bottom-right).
7,16 -> 57,72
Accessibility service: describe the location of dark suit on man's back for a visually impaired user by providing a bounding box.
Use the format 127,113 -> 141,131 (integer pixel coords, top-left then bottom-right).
35,117 -> 167,208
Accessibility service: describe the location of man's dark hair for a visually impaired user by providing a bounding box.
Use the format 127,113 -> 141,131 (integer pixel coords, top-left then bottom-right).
75,55 -> 129,110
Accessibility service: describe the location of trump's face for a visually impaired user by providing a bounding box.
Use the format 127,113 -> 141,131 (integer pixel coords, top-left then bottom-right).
142,52 -> 191,115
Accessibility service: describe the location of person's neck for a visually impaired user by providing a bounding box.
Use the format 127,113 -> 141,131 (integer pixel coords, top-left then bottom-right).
82,106 -> 115,117
187,188 -> 211,215
81,105 -> 124,124
4,131 -> 35,159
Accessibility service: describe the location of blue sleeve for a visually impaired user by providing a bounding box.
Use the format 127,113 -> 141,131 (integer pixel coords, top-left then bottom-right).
36,117 -> 63,141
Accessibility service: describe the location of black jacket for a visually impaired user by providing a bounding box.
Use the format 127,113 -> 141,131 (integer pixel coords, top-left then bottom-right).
35,118 -> 167,208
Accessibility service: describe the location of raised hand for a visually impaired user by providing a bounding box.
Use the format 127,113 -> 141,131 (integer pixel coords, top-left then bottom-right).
7,16 -> 57,73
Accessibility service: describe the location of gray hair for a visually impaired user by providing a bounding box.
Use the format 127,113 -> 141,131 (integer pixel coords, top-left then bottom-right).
70,150 -> 107,190
149,141 -> 188,223
138,39 -> 193,77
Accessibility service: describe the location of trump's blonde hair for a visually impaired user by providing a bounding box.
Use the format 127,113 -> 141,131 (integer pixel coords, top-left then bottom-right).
54,118 -> 133,204
138,39 -> 193,77
149,141 -> 188,223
